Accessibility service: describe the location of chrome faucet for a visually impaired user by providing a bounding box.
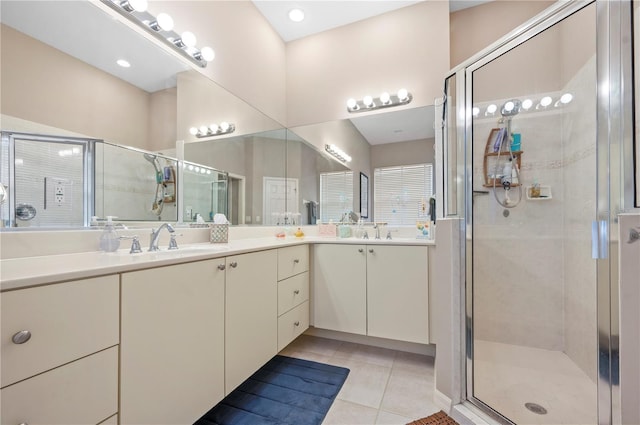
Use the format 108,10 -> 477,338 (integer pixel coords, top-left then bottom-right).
149,223 -> 175,251
373,223 -> 381,240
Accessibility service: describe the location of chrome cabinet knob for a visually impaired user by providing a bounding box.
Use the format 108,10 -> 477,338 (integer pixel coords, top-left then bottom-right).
368,249 -> 374,253
294,289 -> 300,295
294,321 -> 300,326
12,330 -> 31,344
358,248 -> 364,253
229,261 -> 238,268
217,264 -> 226,271
293,259 -> 300,264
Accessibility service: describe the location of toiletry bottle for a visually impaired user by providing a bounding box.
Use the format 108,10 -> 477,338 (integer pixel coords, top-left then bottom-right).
502,159 -> 512,184
99,216 -> 120,252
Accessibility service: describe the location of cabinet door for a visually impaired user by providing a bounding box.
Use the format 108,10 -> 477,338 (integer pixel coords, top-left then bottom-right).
225,250 -> 278,393
367,245 -> 429,344
121,259 -> 225,425
313,244 -> 367,334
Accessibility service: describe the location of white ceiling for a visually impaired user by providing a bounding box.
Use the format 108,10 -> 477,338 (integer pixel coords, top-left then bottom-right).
350,106 -> 435,145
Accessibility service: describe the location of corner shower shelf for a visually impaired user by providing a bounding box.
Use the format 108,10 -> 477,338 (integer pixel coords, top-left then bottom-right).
482,151 -> 523,188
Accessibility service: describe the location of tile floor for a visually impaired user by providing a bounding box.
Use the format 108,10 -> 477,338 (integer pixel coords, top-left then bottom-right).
278,334 -> 440,425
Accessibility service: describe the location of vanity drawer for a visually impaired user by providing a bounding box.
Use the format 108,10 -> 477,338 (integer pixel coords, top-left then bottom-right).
278,272 -> 309,316
277,301 -> 309,351
1,346 -> 118,425
1,275 -> 119,387
278,245 -> 309,281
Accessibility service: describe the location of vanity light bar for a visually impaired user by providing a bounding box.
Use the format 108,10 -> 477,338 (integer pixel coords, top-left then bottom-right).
473,93 -> 574,117
189,122 -> 236,138
325,144 -> 352,163
100,0 -> 213,68
346,89 -> 412,113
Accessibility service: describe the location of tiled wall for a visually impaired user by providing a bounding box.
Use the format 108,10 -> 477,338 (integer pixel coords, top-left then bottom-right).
472,54 -> 597,375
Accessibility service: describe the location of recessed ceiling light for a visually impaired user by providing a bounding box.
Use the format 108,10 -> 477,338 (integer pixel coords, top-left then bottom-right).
289,8 -> 305,23
117,59 -> 131,68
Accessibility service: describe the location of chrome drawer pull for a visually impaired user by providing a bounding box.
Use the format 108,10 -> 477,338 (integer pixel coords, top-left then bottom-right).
293,259 -> 300,264
294,289 -> 300,295
217,264 -> 226,270
12,330 -> 31,344
229,261 -> 238,268
294,321 -> 300,326
368,249 -> 374,253
358,248 -> 364,253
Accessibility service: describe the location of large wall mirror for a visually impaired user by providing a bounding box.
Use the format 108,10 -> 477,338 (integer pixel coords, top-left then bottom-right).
634,0 -> 640,207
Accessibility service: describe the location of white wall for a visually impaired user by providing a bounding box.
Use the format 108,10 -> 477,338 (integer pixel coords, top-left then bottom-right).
286,1 -> 450,127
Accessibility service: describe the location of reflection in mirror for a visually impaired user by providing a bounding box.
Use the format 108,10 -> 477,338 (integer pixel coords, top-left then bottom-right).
95,143 -> 178,223
181,161 -> 228,224
635,1 -> 640,206
184,129 -> 287,225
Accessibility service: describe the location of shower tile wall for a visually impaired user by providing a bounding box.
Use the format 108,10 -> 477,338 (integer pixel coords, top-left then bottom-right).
472,56 -> 597,381
561,55 -> 597,382
96,145 -> 177,222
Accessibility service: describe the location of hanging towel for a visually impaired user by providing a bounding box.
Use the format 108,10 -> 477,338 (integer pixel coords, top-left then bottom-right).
307,201 -> 317,225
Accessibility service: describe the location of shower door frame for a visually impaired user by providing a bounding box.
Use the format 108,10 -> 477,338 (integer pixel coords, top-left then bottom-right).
442,0 -> 628,423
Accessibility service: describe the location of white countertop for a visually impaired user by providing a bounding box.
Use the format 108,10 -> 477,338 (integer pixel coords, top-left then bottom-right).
0,236 -> 433,291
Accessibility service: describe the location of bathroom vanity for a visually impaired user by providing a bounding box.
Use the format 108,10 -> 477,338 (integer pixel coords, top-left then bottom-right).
0,234 -> 431,424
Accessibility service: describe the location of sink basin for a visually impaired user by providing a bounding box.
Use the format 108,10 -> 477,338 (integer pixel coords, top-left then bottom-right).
113,243 -> 230,258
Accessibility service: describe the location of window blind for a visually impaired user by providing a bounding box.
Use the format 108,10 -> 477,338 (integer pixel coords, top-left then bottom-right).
374,164 -> 433,225
319,171 -> 353,222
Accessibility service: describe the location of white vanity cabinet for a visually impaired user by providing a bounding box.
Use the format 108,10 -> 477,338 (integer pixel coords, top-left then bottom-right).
225,249 -> 278,393
312,244 -> 367,334
1,275 -> 119,425
120,259 -> 225,425
313,244 -> 429,343
366,245 -> 429,344
277,245 -> 310,351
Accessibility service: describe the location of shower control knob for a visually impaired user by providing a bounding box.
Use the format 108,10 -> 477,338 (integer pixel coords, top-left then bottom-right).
12,330 -> 31,344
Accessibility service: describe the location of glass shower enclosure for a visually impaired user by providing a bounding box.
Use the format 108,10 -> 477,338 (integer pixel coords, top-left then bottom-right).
442,1 -> 630,423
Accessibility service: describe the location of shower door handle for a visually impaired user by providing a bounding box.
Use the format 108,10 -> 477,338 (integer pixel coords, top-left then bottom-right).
591,220 -> 608,259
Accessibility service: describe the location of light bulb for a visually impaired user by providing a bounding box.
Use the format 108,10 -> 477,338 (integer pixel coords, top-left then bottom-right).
199,125 -> 209,135
472,107 -> 480,117
181,31 -> 197,48
347,98 -> 357,109
521,99 -> 533,110
209,123 -> 219,133
189,127 -> 198,136
363,95 -> 374,107
156,13 -> 174,31
194,167 -> 201,173
560,93 -> 573,104
200,168 -> 206,174
116,59 -> 131,68
380,92 -> 391,104
206,170 -> 212,175
188,164 -> 194,171
487,104 -> 497,114
397,88 -> 409,101
220,122 -> 230,132
127,0 -> 147,12
288,8 -> 305,22
540,96 -> 552,107
201,47 -> 215,62
504,101 -> 514,112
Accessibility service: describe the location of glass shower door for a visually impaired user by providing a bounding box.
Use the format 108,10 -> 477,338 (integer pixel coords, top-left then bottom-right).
468,4 -> 598,424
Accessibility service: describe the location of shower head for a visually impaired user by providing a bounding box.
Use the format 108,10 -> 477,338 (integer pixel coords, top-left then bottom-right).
501,99 -> 521,117
143,152 -> 160,173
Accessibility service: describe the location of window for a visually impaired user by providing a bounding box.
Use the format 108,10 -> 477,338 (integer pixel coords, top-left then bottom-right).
319,171 -> 353,222
374,164 -> 433,225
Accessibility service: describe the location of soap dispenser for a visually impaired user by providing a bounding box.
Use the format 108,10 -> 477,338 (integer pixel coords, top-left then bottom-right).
99,216 -> 120,252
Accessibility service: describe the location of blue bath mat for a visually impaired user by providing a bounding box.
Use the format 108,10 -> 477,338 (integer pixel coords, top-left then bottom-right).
195,355 -> 350,425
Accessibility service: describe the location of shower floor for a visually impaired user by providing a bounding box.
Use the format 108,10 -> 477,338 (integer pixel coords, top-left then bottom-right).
473,340 -> 597,425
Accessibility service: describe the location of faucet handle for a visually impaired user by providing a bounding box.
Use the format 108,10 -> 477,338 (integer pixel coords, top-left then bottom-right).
119,235 -> 142,254
168,233 -> 183,250
386,231 -> 392,240
363,230 -> 369,239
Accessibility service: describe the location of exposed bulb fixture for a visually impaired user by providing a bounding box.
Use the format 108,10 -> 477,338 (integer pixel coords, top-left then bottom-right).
537,96 -> 553,109
100,0 -> 212,68
500,99 -> 521,117
472,107 -> 480,117
191,121 -> 236,138
485,104 -> 497,116
521,99 -> 533,110
149,13 -> 174,31
555,92 -> 574,107
325,144 -> 352,163
121,0 -> 147,13
116,59 -> 131,68
347,88 -> 412,113
289,8 -> 305,22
